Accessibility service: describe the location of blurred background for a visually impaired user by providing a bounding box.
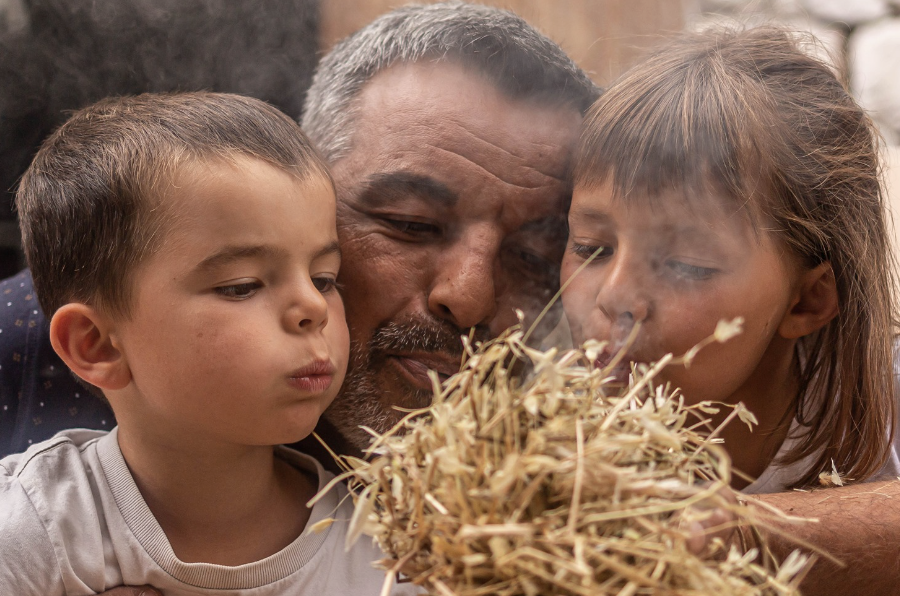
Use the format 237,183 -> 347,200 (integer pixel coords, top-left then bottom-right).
1,0 -> 898,280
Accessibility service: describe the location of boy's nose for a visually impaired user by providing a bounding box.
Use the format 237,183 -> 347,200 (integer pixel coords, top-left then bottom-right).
288,281 -> 330,331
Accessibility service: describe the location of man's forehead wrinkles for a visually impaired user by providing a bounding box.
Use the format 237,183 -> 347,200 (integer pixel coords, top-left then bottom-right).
424,143 -> 565,192
444,119 -> 571,182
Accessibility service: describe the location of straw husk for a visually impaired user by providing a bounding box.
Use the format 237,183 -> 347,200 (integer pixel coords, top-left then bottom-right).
317,318 -> 811,596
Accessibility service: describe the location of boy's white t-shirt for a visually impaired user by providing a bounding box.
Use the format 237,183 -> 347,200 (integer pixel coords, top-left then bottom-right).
0,428 -> 418,596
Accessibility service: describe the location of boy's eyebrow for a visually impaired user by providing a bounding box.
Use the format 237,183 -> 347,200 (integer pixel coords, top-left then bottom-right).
357,172 -> 458,207
192,244 -> 288,274
193,241 -> 342,274
313,241 -> 342,261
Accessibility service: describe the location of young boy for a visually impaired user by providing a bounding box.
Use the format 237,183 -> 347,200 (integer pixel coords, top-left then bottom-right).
0,93 -> 412,595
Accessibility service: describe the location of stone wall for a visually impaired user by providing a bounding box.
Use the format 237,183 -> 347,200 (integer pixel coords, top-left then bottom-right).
685,1 -> 900,270
685,0 -> 900,145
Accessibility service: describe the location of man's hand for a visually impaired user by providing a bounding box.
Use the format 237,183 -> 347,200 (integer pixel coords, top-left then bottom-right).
679,484 -> 742,557
684,507 -> 738,556
95,587 -> 162,596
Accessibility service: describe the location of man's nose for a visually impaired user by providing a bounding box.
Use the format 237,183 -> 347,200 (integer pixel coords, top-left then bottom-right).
286,280 -> 330,332
427,235 -> 499,330
595,251 -> 650,326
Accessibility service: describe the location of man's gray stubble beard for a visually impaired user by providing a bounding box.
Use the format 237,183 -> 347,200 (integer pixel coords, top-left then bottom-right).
323,341 -> 398,452
323,317 -> 484,452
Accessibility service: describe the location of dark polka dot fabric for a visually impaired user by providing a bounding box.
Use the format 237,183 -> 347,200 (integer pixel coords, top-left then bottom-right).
0,269 -> 114,457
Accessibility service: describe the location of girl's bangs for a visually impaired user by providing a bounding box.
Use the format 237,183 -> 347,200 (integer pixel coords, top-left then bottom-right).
573,51 -> 772,226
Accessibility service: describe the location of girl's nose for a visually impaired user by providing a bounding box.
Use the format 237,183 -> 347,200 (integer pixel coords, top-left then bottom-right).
595,252 -> 650,326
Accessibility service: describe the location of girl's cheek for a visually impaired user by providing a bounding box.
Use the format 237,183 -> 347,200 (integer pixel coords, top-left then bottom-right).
561,281 -> 596,345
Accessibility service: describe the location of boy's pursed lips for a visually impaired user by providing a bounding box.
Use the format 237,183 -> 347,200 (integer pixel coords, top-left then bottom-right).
287,359 -> 336,394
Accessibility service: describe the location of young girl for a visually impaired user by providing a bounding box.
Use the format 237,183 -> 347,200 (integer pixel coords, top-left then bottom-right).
561,27 -> 900,492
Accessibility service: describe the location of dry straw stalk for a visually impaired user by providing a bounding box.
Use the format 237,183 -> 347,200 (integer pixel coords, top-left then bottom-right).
315,317 -> 811,596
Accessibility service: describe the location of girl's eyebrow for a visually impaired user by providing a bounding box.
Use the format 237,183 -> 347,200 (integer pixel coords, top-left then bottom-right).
568,206 -> 612,224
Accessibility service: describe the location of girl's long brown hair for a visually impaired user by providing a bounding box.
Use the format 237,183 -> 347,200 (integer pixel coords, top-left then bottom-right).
573,27 -> 897,488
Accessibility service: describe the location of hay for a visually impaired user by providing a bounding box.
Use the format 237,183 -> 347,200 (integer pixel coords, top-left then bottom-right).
315,317 -> 811,596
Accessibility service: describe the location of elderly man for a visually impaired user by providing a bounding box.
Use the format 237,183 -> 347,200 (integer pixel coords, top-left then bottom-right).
298,2 -> 595,457
0,4 -> 896,596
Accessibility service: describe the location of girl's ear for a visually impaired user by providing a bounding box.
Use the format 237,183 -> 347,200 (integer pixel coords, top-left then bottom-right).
778,262 -> 839,340
49,303 -> 132,391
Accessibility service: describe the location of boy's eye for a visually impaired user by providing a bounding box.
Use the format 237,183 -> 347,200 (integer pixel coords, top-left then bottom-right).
215,281 -> 261,300
312,276 -> 338,294
570,242 -> 612,262
666,260 -> 717,280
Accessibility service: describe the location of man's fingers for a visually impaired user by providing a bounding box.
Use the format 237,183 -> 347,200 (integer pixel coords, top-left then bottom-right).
96,586 -> 163,596
683,485 -> 742,556
686,520 -> 708,555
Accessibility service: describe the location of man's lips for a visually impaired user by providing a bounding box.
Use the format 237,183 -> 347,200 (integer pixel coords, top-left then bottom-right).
288,359 -> 336,394
388,353 -> 462,391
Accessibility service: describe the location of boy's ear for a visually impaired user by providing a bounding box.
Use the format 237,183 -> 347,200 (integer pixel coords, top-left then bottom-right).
49,304 -> 131,390
778,262 -> 839,340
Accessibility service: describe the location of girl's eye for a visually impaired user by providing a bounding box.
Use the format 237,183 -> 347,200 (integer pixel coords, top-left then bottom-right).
570,242 -> 612,262
667,261 -> 718,280
215,281 -> 262,300
312,276 -> 339,294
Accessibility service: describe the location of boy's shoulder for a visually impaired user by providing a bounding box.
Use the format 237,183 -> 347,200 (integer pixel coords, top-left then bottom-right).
1,428 -> 107,479
0,429 -> 110,595
0,429 -> 109,536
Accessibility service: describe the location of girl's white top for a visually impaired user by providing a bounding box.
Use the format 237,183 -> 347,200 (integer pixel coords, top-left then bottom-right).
744,367 -> 900,494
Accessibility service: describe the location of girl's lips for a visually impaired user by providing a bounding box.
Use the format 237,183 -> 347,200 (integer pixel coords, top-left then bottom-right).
602,363 -> 633,385
594,351 -> 641,385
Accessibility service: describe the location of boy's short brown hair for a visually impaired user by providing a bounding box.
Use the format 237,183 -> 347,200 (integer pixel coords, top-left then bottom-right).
17,92 -> 331,319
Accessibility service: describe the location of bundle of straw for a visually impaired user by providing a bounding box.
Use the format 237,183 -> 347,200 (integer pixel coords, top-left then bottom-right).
316,318 -> 810,596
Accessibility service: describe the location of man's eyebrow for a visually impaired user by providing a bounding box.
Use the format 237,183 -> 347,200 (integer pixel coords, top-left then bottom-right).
357,172 -> 458,207
192,244 -> 287,274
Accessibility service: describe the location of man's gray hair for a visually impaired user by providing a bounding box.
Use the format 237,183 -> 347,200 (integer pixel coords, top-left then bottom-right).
302,1 -> 600,162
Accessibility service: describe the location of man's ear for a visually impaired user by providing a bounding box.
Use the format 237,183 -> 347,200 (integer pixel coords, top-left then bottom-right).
49,303 -> 131,390
778,262 -> 839,340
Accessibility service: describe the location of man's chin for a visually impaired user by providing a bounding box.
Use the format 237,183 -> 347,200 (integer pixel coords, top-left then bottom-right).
323,375 -> 434,453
